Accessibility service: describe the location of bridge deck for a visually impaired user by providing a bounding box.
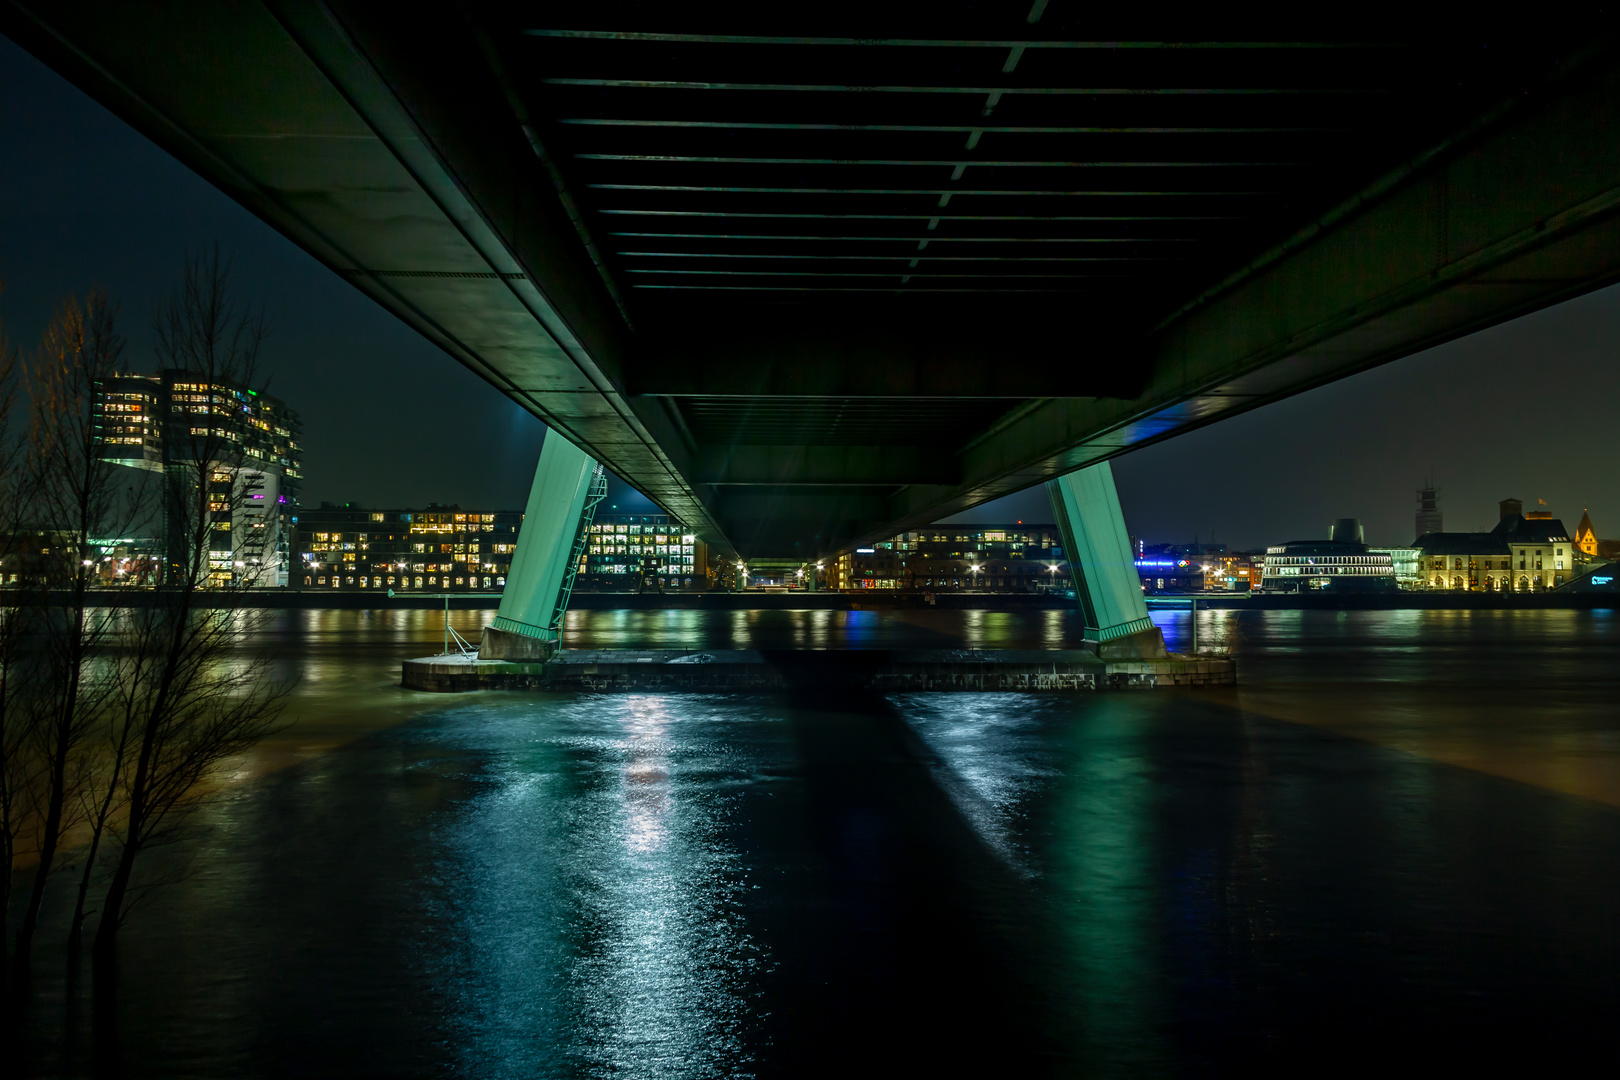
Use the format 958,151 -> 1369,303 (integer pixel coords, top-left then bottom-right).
8,5 -> 1619,556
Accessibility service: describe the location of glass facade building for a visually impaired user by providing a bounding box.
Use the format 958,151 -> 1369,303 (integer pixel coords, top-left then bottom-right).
1260,543 -> 1398,592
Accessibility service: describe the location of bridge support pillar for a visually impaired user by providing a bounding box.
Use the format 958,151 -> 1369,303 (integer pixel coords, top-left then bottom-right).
1046,463 -> 1166,660
481,430 -> 596,659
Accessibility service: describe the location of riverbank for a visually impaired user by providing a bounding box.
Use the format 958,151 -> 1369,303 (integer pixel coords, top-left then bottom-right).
12,588 -> 1620,611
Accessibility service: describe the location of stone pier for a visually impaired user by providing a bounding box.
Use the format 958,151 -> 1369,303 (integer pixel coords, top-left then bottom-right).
402,649 -> 1234,693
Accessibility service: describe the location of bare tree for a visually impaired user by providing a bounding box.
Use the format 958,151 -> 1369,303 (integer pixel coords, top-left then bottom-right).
0,302 -> 40,964
12,293 -> 143,967
93,249 -> 290,958
64,644 -> 144,953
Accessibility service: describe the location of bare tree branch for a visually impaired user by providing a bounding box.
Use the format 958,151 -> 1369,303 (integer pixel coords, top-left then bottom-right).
94,250 -> 291,958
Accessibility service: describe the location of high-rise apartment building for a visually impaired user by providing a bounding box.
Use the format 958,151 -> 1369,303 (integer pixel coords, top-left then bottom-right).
94,370 -> 302,586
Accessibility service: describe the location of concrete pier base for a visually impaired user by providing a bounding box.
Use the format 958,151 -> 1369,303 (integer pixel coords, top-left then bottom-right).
477,625 -> 555,661
402,649 -> 1234,693
1097,626 -> 1170,661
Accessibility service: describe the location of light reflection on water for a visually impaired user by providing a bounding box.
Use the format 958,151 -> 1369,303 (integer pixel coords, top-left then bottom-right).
433,698 -> 760,1078
12,607 -> 1620,1076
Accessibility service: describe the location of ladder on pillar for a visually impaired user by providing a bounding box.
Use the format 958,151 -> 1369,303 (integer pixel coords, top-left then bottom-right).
547,462 -> 607,639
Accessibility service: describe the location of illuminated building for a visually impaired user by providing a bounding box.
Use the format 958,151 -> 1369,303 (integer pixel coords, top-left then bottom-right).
1416,498 -> 1574,591
1261,519 -> 1397,593
1204,554 -> 1261,592
1573,510 -> 1620,560
293,504 -> 520,591
582,514 -> 705,589
1370,547 -> 1424,589
94,370 -> 302,586
94,373 -> 165,470
1414,534 -> 1512,591
1575,511 -> 1598,556
1134,556 -> 1208,594
834,525 -> 1067,591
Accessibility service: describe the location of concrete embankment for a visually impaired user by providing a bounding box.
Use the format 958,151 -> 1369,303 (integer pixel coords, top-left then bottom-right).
401,648 -> 1235,693
13,589 -> 1617,612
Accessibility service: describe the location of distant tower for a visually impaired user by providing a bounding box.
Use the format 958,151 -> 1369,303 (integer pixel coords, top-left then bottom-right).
1415,485 -> 1443,541
1330,518 -> 1365,544
1576,511 -> 1599,556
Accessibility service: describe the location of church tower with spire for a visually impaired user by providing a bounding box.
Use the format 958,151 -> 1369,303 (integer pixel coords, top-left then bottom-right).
1575,510 -> 1599,557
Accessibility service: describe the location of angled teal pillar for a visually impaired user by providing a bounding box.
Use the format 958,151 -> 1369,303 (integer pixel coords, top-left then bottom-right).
481,430 -> 596,658
1046,462 -> 1167,659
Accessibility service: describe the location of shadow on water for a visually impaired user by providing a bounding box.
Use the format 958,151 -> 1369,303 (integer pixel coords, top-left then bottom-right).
749,654 -> 1067,1075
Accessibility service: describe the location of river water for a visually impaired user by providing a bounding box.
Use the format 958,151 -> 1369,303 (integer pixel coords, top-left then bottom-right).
12,607 -> 1620,1076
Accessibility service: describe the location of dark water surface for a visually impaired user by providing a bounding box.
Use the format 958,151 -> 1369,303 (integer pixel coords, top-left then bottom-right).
13,607 -> 1620,1076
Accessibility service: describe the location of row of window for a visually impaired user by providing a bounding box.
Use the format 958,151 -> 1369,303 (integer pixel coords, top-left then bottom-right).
589,543 -> 695,556
590,524 -> 693,540
411,522 -> 508,534
305,574 -> 508,589
305,557 -> 503,570
890,533 -> 1054,545
1428,576 -> 1564,590
1265,556 -> 1389,565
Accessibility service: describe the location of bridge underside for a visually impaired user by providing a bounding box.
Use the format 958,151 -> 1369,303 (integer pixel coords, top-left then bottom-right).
8,5 -> 1620,558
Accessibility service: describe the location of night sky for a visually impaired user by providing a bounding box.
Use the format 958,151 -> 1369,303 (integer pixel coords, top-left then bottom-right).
5,34 -> 1617,551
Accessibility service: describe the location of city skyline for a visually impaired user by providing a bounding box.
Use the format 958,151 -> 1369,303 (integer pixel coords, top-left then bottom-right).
5,33 -> 1618,553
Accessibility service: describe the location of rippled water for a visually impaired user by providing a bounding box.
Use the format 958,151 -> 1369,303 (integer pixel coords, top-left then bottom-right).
12,607 -> 1620,1076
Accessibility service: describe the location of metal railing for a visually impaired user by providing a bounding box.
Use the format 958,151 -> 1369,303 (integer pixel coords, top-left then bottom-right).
547,462 -> 607,638
387,587 -> 490,659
